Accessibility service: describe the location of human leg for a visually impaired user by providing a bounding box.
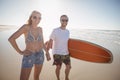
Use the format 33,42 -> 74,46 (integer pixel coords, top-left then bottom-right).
56,65 -> 61,80
34,50 -> 44,80
65,65 -> 71,80
20,68 -> 32,80
34,64 -> 43,80
63,55 -> 71,80
21,54 -> 34,80
53,54 -> 62,80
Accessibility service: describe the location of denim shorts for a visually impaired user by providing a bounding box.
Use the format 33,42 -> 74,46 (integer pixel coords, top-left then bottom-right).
22,50 -> 44,68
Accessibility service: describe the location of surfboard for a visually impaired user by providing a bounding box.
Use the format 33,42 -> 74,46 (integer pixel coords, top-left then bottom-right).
45,38 -> 113,63
68,38 -> 113,63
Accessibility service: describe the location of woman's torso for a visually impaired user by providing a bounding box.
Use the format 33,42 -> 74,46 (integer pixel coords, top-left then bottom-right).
24,26 -> 43,53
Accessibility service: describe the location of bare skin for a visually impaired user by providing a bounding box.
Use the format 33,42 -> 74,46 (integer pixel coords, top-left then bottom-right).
8,11 -> 51,80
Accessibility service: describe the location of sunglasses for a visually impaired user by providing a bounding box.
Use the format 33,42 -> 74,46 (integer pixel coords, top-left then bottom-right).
32,16 -> 41,19
61,19 -> 68,22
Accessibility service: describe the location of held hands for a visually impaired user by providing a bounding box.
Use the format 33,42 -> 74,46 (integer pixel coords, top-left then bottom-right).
46,52 -> 51,61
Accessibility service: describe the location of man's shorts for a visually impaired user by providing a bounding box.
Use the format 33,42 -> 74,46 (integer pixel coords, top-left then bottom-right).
53,54 -> 71,66
22,50 -> 44,68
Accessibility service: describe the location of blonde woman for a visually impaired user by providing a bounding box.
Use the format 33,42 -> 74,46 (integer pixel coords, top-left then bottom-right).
8,10 -> 51,80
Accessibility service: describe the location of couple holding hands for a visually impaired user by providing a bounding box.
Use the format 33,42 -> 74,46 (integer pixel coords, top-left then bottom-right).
8,10 -> 71,80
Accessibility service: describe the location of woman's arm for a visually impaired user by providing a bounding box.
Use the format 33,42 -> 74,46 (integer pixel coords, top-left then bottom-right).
40,27 -> 51,61
8,25 -> 27,54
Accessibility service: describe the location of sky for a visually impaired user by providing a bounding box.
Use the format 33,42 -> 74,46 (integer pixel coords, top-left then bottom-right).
0,0 -> 120,30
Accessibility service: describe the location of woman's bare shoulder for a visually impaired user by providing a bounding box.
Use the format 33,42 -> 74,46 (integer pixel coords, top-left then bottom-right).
23,24 -> 30,29
18,24 -> 29,33
22,24 -> 29,29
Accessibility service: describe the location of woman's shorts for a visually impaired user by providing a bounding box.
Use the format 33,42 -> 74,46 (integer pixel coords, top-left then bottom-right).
22,50 -> 44,68
53,54 -> 71,66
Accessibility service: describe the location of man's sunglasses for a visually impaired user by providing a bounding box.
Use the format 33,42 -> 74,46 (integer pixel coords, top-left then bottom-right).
61,19 -> 68,22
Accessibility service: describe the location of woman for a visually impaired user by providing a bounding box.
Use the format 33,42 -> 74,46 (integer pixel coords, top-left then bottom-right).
8,10 -> 51,80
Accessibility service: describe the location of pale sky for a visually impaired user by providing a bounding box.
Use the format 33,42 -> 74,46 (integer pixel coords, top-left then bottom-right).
0,0 -> 120,30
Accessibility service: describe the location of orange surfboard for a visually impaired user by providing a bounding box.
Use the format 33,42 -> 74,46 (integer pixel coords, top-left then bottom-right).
45,38 -> 113,63
68,38 -> 113,63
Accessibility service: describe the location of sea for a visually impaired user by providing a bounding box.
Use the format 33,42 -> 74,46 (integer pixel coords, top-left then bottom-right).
0,25 -> 120,80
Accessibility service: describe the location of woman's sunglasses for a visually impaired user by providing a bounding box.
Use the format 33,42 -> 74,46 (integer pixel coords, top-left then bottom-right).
32,16 -> 41,19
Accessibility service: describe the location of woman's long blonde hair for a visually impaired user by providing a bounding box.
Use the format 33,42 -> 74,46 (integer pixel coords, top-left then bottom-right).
27,10 -> 41,25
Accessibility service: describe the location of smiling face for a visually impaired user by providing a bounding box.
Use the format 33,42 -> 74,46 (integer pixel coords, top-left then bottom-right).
31,12 -> 41,25
28,11 -> 41,25
60,15 -> 69,27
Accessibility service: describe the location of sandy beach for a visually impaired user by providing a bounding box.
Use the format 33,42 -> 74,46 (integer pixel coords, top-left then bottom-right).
0,26 -> 120,80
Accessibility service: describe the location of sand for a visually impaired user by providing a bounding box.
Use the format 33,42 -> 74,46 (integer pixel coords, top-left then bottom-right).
0,27 -> 120,80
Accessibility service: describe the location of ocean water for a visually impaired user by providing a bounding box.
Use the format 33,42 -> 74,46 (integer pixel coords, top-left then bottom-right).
0,26 -> 120,80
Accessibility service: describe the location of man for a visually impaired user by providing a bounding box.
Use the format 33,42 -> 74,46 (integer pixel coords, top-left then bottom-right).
47,15 -> 71,80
